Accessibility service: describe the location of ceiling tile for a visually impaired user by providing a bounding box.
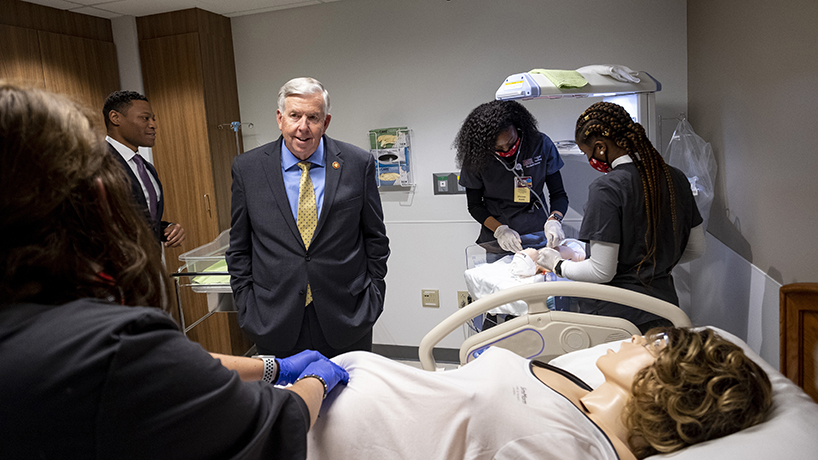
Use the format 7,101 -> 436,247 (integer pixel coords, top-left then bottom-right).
20,0 -> 340,19
68,5 -> 122,18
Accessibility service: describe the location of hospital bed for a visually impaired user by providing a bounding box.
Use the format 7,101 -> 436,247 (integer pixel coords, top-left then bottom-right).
418,281 -> 818,459
420,281 -> 691,370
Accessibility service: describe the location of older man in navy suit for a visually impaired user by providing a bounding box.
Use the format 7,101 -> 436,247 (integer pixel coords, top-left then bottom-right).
103,91 -> 185,248
227,77 -> 390,358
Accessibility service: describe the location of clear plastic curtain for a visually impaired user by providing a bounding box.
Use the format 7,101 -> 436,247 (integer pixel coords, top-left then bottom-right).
665,119 -> 717,230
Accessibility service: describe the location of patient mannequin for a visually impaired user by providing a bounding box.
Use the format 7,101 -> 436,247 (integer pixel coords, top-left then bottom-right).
510,239 -> 586,277
307,328 -> 772,460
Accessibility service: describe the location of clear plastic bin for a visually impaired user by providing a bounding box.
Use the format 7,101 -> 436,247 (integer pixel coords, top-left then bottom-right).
177,229 -> 232,294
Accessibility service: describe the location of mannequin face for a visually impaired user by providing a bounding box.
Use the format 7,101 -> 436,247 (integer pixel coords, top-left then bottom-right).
596,335 -> 660,390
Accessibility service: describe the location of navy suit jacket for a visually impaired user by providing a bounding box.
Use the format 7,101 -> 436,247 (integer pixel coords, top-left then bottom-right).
226,135 -> 390,351
107,142 -> 168,243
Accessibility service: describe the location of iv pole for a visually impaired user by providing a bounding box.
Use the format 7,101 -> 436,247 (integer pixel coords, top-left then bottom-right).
218,121 -> 253,156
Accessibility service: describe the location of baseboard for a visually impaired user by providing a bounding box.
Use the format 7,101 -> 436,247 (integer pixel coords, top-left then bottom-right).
372,344 -> 460,364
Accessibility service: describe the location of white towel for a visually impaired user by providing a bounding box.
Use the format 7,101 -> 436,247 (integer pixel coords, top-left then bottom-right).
576,64 -> 641,83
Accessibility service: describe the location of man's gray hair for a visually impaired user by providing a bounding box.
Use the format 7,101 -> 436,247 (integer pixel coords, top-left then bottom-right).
277,77 -> 331,115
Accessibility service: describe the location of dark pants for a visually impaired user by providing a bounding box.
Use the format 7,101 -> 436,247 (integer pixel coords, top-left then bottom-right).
256,302 -> 373,359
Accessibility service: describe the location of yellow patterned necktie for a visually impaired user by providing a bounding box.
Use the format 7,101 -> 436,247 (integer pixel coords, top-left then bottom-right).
296,161 -> 317,305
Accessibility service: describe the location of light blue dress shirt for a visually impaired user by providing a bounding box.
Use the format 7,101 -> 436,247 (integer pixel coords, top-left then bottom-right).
281,138 -> 326,222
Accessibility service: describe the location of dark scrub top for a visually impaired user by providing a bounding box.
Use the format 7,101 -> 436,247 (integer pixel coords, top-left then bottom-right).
0,298 -> 310,459
460,132 -> 567,244
578,162 -> 703,328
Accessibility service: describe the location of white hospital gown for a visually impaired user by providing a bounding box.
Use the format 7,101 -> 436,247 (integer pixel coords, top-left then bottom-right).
307,347 -> 619,460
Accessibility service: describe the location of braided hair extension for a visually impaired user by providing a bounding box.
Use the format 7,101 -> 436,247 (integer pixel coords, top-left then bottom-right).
574,102 -> 678,278
454,100 -> 540,173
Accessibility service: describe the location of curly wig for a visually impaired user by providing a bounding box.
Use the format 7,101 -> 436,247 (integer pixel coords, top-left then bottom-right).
454,100 -> 540,173
625,327 -> 773,459
1,83 -> 169,309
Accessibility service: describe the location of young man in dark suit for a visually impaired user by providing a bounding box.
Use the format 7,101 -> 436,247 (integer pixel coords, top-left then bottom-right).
103,91 -> 185,248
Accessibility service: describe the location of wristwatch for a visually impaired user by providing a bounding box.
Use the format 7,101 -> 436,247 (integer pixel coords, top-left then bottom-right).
548,212 -> 563,223
252,355 -> 279,384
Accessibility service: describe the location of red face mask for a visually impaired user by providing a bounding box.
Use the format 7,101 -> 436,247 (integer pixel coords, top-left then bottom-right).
495,133 -> 522,158
588,157 -> 612,173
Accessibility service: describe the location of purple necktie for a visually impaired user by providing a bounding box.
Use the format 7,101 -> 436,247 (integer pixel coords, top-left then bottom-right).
132,154 -> 158,222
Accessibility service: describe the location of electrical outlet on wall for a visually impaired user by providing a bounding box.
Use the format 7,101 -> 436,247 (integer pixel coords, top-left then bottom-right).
422,289 -> 440,308
457,291 -> 471,308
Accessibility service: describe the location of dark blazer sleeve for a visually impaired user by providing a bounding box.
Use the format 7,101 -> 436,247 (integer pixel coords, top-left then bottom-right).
360,154 -> 389,288
226,155 -> 254,307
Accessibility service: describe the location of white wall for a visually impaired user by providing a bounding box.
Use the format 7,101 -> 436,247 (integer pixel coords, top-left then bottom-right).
111,15 -> 144,94
688,0 -> 818,285
231,0 -> 688,349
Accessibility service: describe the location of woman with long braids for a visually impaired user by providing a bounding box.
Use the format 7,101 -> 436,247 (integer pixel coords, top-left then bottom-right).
455,100 -> 569,252
537,102 -> 705,332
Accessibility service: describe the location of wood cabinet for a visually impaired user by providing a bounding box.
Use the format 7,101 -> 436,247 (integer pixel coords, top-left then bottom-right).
780,283 -> 818,403
0,0 -> 120,131
137,9 -> 251,355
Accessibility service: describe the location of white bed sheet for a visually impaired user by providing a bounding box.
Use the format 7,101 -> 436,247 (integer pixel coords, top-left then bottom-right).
464,255 -> 562,316
548,326 -> 818,459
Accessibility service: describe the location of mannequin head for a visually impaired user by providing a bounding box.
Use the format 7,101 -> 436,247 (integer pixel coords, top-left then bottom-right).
622,328 -> 772,458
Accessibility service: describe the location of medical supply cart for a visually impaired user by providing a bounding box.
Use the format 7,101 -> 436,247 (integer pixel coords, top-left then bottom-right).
173,229 -> 253,355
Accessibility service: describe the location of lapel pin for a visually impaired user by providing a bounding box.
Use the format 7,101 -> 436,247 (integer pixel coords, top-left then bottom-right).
332,161 -> 340,169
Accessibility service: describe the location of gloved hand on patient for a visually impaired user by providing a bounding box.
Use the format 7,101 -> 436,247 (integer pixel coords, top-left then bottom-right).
536,247 -> 562,273
543,219 -> 565,248
276,350 -> 327,385
494,224 -> 523,253
297,359 -> 350,398
536,241 -> 586,274
509,240 -> 586,277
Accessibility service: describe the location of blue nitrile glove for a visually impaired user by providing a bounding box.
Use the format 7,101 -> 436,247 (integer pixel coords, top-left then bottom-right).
297,358 -> 350,398
276,350 -> 324,386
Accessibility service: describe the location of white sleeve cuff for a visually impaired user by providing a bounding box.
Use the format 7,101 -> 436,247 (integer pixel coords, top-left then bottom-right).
561,240 -> 618,283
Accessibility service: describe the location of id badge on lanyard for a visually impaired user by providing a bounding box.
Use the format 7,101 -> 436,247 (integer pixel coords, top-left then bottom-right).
514,176 -> 532,203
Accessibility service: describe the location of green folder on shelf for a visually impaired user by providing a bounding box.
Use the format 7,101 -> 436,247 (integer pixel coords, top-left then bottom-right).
191,259 -> 230,285
529,69 -> 588,88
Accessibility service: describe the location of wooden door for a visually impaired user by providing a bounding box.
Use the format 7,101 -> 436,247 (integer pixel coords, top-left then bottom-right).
0,24 -> 45,88
780,283 -> 818,403
38,30 -> 119,130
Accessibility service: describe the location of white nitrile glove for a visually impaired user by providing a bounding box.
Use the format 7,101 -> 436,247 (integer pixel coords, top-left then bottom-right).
537,247 -> 562,273
494,225 -> 523,253
544,219 -> 565,249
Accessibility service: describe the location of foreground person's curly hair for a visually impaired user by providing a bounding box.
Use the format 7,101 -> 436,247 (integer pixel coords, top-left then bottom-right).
625,328 -> 773,458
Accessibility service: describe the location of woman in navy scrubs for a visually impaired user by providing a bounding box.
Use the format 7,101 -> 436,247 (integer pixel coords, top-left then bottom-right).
455,100 -> 569,253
